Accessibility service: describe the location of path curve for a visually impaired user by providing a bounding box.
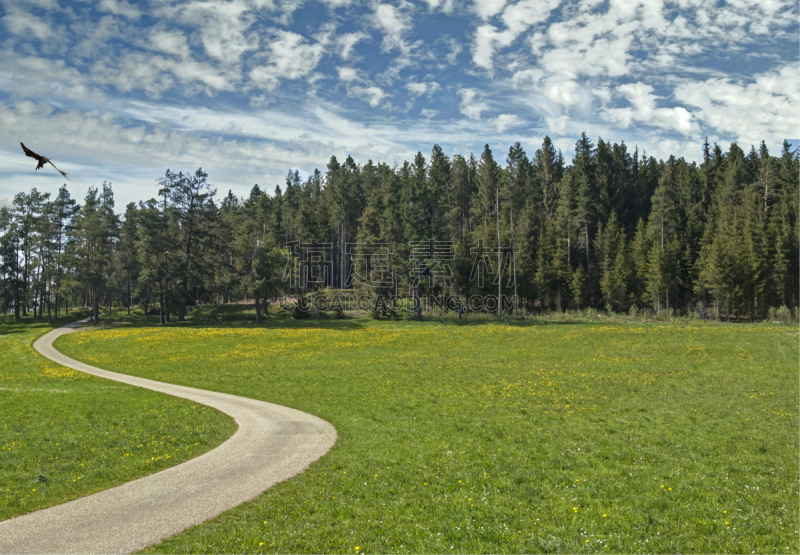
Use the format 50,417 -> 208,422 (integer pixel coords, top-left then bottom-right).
0,319 -> 338,554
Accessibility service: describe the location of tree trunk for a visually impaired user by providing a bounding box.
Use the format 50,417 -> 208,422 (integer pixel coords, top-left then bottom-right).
453,264 -> 463,319
22,246 -> 28,317
567,227 -> 571,268
92,291 -> 99,325
496,187 -> 501,317
340,222 -> 345,290
584,223 -> 591,286
46,281 -> 51,323
160,288 -> 166,324
127,271 -> 131,315
413,259 -> 422,320
55,224 -> 62,318
32,273 -> 38,318
511,209 -> 518,315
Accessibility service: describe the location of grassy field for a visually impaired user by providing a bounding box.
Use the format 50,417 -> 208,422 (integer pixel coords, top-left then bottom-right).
0,313 -> 235,521
54,308 -> 799,554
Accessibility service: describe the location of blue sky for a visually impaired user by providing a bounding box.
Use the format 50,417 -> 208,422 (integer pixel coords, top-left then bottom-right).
0,0 -> 798,208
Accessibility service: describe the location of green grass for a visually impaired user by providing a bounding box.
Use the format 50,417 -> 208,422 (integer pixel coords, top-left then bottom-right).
54,310 -> 800,554
0,312 -> 236,521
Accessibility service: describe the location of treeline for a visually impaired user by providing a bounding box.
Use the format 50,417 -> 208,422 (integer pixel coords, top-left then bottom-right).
1,134 -> 797,323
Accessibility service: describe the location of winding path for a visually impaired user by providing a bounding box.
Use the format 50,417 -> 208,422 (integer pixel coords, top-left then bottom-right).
0,319 -> 338,554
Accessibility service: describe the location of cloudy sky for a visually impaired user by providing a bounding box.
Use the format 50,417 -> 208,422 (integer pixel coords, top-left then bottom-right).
1,0 -> 798,208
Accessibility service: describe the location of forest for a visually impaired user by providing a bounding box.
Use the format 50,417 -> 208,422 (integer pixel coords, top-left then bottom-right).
1,133 -> 797,324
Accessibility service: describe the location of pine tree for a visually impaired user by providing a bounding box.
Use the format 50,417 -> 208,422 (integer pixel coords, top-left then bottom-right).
428,144 -> 451,239
570,265 -> 586,310
0,206 -> 21,318
598,213 -> 628,312
532,136 -> 561,221
164,168 -> 216,320
631,218 -> 652,307
473,144 -> 501,239
72,183 -> 119,324
118,203 -> 139,315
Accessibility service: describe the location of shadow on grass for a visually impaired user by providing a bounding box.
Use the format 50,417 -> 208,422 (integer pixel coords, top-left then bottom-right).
79,306 -> 369,331
0,310 -> 92,336
63,302 -> 784,335
82,309 -> 629,333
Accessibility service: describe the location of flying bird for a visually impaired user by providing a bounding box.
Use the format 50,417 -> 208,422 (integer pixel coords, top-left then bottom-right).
20,142 -> 72,181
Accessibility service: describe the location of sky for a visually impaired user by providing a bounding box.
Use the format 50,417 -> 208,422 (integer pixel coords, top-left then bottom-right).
0,0 -> 798,209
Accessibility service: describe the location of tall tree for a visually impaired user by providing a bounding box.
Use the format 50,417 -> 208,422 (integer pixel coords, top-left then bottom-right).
72,183 -> 119,324
162,168 -> 216,320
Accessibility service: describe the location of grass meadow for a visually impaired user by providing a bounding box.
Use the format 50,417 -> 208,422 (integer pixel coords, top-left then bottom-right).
0,313 -> 235,521
53,308 -> 799,554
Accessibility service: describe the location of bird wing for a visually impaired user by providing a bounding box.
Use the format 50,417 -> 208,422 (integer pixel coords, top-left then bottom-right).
47,159 -> 73,182
20,142 -> 48,170
21,142 -> 72,181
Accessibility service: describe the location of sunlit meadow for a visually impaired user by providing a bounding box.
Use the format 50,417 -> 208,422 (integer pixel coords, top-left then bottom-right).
55,312 -> 799,554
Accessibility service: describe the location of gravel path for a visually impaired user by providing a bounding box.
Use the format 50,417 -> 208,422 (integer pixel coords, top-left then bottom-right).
0,319 -> 337,554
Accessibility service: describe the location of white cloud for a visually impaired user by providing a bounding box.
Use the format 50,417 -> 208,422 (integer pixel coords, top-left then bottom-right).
674,63 -> 800,145
318,0 -> 355,6
459,88 -> 488,120
0,56 -> 111,103
537,28 -> 633,80
603,82 -> 696,135
3,0 -> 59,8
337,32 -> 369,60
337,67 -> 360,82
491,113 -> 519,132
69,15 -> 126,61
545,115 -> 570,136
471,0 -> 560,71
472,0 -> 508,20
350,86 -> 388,107
500,0 -> 558,35
90,51 -> 234,96
371,3 -> 411,52
148,30 -> 191,59
592,86 -> 612,104
161,1 -> 260,65
541,76 -> 581,106
472,25 -> 515,71
249,31 -> 325,90
405,81 -> 440,97
443,37 -> 462,65
98,0 -> 141,20
422,0 -> 454,13
2,6 -> 54,41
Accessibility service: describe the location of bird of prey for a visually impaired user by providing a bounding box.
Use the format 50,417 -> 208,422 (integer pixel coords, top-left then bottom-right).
20,142 -> 72,181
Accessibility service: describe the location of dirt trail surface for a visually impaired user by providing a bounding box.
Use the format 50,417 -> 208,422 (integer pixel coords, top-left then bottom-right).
0,319 -> 337,554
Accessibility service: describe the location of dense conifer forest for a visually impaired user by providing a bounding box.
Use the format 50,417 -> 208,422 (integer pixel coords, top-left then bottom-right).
1,134 -> 798,323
